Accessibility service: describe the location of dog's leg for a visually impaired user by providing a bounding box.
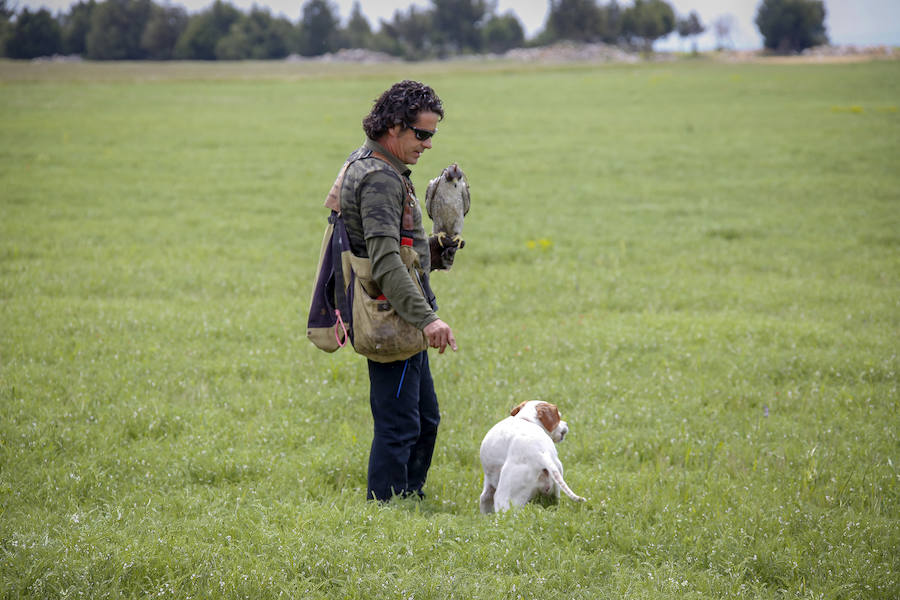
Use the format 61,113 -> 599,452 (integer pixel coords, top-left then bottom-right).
479,480 -> 496,514
493,463 -> 537,512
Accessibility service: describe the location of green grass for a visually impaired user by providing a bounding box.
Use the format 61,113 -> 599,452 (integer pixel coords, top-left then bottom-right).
1,57 -> 898,599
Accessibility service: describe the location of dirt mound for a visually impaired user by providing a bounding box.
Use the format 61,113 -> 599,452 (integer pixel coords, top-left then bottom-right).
286,49 -> 401,63
502,41 -> 640,63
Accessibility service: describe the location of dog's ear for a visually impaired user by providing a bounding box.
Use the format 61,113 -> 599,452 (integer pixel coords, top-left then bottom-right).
536,403 -> 561,432
510,402 -> 527,417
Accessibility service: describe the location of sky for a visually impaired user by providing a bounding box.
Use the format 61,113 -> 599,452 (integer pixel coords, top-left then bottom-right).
18,0 -> 900,51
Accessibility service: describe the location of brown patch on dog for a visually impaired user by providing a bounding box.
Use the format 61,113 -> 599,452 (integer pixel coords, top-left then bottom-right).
535,402 -> 561,432
510,401 -> 527,417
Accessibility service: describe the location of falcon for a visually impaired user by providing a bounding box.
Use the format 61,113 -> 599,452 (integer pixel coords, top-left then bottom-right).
425,163 -> 470,269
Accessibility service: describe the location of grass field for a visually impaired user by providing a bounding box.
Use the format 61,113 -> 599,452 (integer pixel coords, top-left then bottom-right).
1,57 -> 898,599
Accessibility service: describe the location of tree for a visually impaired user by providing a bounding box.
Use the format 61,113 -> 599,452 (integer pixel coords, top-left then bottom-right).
481,11 -> 524,54
342,1 -> 372,49
712,14 -> 735,50
621,0 -> 675,52
378,6 -> 433,59
544,0 -> 603,43
5,7 -> 62,58
215,7 -> 292,59
297,0 -> 338,56
174,0 -> 241,60
85,0 -> 153,60
368,26 -> 403,57
676,10 -> 704,54
755,0 -> 827,54
0,0 -> 12,56
598,0 -> 623,44
431,0 -> 488,55
60,0 -> 95,55
141,2 -> 187,60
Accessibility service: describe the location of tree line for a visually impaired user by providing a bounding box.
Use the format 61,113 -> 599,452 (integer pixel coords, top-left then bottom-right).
0,0 -> 827,61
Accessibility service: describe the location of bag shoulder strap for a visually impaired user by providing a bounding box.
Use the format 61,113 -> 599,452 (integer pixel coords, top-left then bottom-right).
323,162 -> 349,213
329,211 -> 352,331
323,149 -> 405,212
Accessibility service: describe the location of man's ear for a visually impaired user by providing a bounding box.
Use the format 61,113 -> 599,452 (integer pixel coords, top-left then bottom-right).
386,123 -> 403,139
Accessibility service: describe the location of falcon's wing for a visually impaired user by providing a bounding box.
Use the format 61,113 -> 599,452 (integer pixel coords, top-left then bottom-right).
425,177 -> 439,220
461,177 -> 471,217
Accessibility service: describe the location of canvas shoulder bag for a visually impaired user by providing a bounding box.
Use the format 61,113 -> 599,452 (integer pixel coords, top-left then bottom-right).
306,151 -> 428,363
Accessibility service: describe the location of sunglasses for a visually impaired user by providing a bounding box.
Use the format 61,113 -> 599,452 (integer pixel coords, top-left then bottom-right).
406,123 -> 436,141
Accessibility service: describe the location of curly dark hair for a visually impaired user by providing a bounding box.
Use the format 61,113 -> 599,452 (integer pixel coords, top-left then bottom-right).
363,80 -> 444,140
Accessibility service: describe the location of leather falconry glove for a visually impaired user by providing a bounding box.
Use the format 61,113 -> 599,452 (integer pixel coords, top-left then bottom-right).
429,235 -> 465,271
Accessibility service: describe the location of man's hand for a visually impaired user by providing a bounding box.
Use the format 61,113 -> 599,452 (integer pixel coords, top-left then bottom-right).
423,318 -> 457,353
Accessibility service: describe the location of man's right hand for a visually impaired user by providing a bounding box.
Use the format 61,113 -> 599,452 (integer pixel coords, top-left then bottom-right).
423,319 -> 457,353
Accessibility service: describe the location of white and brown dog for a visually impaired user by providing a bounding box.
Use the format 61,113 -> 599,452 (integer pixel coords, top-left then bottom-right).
479,401 -> 586,513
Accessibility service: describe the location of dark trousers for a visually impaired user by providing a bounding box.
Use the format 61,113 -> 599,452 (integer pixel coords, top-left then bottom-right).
366,350 -> 440,501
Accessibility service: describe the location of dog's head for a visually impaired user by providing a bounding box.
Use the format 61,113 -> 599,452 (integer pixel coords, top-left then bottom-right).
511,401 -> 569,443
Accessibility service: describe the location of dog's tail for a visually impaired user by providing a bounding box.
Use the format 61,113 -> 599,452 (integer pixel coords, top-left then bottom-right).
541,455 -> 586,503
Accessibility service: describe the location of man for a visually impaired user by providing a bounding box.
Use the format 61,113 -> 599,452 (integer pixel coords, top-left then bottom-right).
339,80 -> 458,501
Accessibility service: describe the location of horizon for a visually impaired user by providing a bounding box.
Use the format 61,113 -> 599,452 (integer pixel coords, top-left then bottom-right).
12,0 -> 900,52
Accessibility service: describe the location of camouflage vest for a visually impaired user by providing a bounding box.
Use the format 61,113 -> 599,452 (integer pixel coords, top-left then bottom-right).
335,144 -> 431,274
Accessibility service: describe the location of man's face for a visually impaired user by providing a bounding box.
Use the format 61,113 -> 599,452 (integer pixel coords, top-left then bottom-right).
386,111 -> 440,165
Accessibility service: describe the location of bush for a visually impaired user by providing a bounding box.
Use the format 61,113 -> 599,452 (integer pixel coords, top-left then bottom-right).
755,0 -> 828,54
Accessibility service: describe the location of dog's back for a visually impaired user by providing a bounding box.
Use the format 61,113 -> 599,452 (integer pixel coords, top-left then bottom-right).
480,417 -> 551,479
